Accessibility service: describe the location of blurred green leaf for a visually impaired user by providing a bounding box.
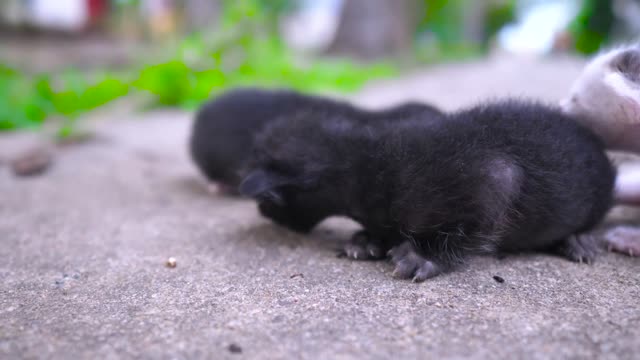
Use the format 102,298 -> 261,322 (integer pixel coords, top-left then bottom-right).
569,0 -> 614,54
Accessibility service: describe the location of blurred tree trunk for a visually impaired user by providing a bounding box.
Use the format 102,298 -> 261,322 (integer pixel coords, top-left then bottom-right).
184,0 -> 220,32
462,0 -> 488,45
327,0 -> 419,60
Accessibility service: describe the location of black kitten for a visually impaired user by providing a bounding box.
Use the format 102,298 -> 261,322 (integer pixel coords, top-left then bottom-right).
189,87 -> 442,191
240,100 -> 616,281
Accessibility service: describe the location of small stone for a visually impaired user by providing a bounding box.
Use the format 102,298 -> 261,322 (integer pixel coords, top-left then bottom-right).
166,257 -> 177,268
493,275 -> 505,283
11,147 -> 53,177
228,343 -> 242,354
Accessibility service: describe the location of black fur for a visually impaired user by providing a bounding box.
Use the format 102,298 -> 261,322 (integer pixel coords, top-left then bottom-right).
240,100 -> 616,281
189,87 -> 442,189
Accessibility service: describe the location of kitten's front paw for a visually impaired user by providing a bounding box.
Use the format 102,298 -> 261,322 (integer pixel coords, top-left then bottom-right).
342,230 -> 386,260
560,234 -> 600,264
388,242 -> 442,282
604,226 -> 640,257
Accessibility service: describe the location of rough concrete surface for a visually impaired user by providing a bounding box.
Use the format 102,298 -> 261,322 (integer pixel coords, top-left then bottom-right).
1,55 -> 639,359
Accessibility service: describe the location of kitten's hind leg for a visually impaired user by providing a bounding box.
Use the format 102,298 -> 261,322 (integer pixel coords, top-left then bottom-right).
388,242 -> 445,282
551,233 -> 600,264
342,230 -> 387,260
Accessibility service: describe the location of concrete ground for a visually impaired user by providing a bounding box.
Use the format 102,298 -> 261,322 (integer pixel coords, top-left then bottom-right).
1,55 -> 639,359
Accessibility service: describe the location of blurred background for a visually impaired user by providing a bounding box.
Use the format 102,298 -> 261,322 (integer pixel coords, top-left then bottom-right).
0,0 -> 638,139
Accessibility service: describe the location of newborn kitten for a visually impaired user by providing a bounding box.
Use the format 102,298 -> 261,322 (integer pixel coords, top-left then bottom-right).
189,87 -> 442,191
240,100 -> 615,281
561,44 -> 640,154
562,44 -> 640,256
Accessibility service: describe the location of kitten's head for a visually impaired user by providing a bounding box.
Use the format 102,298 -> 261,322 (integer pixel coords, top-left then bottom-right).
239,167 -> 338,233
561,44 -> 640,152
238,111 -> 364,232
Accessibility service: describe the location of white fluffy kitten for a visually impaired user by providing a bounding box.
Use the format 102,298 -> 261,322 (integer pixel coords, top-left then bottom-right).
561,44 -> 640,153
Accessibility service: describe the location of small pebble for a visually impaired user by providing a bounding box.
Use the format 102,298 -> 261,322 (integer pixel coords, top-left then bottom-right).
228,343 -> 242,354
11,147 -> 53,177
166,257 -> 177,268
493,275 -> 505,283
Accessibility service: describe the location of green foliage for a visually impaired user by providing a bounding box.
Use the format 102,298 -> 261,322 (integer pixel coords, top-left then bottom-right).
53,73 -> 129,138
418,0 -> 515,52
134,60 -> 227,108
0,68 -> 129,137
133,34 -> 394,109
486,0 -> 516,42
1,35 -> 392,134
0,66 -> 51,130
569,0 -> 614,54
133,0 -> 395,109
134,61 -> 194,106
419,0 -> 464,47
53,72 -> 129,116
0,0 -> 394,135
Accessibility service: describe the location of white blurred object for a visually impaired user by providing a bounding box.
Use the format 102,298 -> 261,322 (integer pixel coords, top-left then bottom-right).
615,166 -> 640,205
28,0 -> 88,31
498,0 -> 580,54
281,0 -> 342,53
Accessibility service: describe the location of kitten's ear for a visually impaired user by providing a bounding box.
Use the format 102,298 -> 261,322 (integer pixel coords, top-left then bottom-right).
611,48 -> 640,82
239,169 -> 293,205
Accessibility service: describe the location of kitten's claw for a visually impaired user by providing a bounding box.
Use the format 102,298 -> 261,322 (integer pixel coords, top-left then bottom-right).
412,261 -> 440,282
343,231 -> 385,260
604,226 -> 640,257
389,242 -> 442,282
392,258 -> 418,279
558,234 -> 599,264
